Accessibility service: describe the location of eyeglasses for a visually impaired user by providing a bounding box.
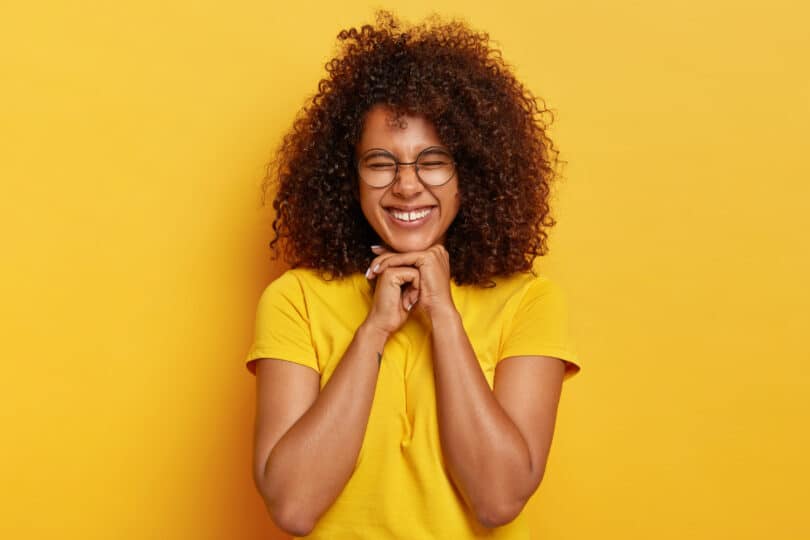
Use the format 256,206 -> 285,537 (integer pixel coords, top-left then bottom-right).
356,146 -> 456,188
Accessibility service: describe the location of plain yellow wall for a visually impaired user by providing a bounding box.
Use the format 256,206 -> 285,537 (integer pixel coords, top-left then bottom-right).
2,1 -> 808,538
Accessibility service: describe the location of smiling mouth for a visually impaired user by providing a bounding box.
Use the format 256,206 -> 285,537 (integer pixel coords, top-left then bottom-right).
385,206 -> 436,223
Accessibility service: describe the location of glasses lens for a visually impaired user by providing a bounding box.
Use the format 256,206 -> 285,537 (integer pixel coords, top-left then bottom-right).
417,149 -> 454,186
359,155 -> 397,187
358,149 -> 455,187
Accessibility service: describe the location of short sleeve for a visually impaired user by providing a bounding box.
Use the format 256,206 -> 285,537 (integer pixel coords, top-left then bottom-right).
244,271 -> 319,376
500,277 -> 582,381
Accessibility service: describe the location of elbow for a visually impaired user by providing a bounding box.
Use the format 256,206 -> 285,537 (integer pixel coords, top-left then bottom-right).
254,476 -> 316,537
269,502 -> 316,537
474,473 -> 543,528
475,499 -> 524,529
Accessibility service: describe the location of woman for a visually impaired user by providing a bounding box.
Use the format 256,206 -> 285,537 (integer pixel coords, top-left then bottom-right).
245,11 -> 582,539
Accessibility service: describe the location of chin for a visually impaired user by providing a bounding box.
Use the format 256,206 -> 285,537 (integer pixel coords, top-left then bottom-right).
384,236 -> 437,253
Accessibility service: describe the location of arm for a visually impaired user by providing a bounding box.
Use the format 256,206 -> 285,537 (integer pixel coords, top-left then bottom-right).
252,264 -> 420,536
365,245 -> 569,527
252,322 -> 387,536
430,305 -> 566,528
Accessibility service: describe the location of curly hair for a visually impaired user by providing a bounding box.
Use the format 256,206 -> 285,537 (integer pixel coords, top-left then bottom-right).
262,10 -> 564,286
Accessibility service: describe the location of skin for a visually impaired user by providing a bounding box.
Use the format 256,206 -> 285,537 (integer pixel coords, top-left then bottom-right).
357,104 -> 461,256
356,103 -> 461,322
252,105 -> 567,535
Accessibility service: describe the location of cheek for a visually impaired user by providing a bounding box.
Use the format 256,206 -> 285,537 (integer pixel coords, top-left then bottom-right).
446,187 -> 461,217
358,189 -> 380,221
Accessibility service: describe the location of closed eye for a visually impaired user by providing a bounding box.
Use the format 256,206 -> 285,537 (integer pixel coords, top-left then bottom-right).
367,162 -> 396,169
419,160 -> 449,167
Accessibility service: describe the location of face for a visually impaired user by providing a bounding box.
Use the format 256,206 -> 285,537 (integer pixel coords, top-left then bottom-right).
356,104 -> 460,253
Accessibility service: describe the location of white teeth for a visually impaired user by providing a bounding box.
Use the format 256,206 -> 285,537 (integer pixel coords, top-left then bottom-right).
390,208 -> 432,222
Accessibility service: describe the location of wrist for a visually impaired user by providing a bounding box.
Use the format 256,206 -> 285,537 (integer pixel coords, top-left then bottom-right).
428,302 -> 461,329
358,319 -> 392,344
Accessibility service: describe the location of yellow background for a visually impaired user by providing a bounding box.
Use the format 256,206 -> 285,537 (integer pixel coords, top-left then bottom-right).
1,1 -> 808,538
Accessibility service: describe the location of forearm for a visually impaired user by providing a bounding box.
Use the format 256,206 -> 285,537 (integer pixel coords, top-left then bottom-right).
430,306 -> 535,526
261,323 -> 388,531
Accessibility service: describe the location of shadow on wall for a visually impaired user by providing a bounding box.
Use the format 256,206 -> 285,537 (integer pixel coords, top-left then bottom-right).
234,199 -> 291,538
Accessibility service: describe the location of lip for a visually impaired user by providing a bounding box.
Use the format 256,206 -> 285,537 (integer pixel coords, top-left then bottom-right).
384,206 -> 436,228
383,205 -> 436,212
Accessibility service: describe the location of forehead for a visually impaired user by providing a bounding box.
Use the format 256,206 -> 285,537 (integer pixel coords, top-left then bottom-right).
357,104 -> 442,154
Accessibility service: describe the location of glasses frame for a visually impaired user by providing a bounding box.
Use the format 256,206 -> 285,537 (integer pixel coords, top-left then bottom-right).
356,146 -> 457,189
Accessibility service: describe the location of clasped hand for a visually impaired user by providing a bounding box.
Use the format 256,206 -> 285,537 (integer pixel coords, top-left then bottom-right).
364,244 -> 455,336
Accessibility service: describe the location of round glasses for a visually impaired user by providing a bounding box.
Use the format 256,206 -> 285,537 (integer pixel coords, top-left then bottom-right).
357,146 -> 456,188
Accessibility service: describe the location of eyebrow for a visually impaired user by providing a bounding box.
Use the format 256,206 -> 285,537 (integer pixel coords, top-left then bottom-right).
360,148 -> 395,159
358,146 -> 450,159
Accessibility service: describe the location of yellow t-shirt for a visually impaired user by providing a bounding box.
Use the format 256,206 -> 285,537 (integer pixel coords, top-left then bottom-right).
245,267 -> 582,539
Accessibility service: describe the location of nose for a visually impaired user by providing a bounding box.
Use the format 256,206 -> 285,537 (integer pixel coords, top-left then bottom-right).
391,163 -> 423,197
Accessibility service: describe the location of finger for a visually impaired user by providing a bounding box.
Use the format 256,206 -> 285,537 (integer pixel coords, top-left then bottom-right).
404,286 -> 420,312
402,291 -> 419,311
365,252 -> 399,279
372,251 -> 429,276
402,292 -> 412,312
430,244 -> 450,265
388,266 -> 420,291
370,245 -> 390,255
401,280 -> 420,311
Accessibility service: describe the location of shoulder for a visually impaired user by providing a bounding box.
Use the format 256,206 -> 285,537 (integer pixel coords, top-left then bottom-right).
255,269 -> 319,313
487,270 -> 565,305
262,267 -> 363,301
266,268 -> 317,289
454,270 -> 567,325
489,271 -> 572,329
263,267 -> 331,292
496,271 -> 580,378
511,272 -> 569,317
517,272 -> 566,301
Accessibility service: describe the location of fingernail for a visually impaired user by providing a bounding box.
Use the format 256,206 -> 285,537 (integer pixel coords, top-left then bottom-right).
365,267 -> 372,279
406,302 -> 413,311
373,263 -> 380,272
371,244 -> 382,249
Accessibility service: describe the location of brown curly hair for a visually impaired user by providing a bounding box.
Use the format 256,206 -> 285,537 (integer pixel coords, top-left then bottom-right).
262,11 -> 564,286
